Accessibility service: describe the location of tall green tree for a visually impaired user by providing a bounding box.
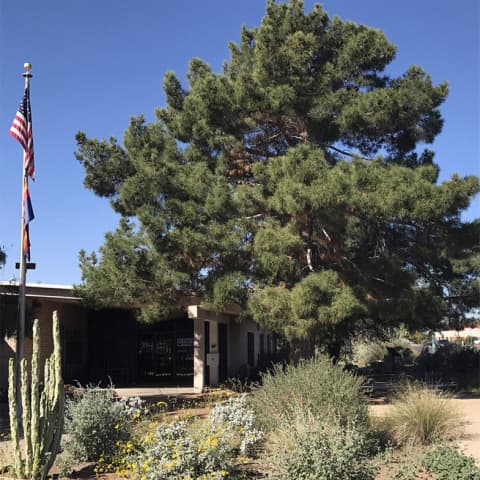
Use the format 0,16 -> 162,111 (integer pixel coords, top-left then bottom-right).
76,0 -> 479,359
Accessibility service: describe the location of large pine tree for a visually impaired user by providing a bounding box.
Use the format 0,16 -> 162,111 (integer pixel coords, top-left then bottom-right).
76,0 -> 479,358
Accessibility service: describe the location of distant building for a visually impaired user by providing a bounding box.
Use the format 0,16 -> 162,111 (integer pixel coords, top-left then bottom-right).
435,326 -> 480,343
0,282 -> 276,392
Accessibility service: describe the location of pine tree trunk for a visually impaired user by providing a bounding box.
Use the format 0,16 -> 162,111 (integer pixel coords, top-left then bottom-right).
289,338 -> 315,363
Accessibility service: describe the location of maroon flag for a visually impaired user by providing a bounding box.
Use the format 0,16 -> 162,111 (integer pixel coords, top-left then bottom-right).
22,177 -> 34,260
10,85 -> 35,179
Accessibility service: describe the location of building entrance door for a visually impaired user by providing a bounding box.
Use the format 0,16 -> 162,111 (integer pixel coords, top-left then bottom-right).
137,318 -> 193,386
218,323 -> 228,384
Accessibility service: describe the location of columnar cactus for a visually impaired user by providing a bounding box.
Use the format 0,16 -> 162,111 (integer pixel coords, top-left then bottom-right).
8,311 -> 65,480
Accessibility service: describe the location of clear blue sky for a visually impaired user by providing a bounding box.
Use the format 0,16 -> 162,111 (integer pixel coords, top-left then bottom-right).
0,0 -> 478,286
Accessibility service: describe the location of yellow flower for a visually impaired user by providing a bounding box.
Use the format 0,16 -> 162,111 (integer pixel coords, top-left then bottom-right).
166,458 -> 178,470
144,431 -> 155,444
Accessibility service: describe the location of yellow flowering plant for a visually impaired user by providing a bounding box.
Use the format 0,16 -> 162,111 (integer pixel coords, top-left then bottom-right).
127,419 -> 238,480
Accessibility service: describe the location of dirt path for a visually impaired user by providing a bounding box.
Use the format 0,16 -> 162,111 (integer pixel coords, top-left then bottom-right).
370,397 -> 480,463
450,397 -> 480,461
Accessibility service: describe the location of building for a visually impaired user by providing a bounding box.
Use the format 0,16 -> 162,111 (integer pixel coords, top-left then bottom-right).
0,282 -> 276,393
435,326 -> 480,343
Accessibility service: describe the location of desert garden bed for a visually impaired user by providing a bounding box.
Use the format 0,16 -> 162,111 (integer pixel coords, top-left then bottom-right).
2,358 -> 480,480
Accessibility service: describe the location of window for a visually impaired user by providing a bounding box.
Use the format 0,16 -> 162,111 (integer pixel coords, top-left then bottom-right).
65,339 -> 83,365
247,332 -> 255,367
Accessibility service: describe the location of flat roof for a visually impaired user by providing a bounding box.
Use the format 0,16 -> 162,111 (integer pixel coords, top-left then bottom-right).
0,282 -> 241,313
0,281 -> 80,302
0,281 -> 74,289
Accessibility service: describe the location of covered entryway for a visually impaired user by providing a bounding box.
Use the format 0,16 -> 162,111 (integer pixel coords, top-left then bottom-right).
137,317 -> 194,386
87,309 -> 194,387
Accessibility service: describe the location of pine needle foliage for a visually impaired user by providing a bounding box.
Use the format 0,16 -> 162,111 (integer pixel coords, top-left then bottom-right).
75,0 -> 479,355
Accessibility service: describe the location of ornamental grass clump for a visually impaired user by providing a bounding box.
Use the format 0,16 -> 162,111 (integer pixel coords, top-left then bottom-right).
385,382 -> 464,446
250,356 -> 369,432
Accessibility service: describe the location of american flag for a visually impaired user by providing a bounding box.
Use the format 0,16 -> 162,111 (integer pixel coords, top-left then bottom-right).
10,85 -> 35,179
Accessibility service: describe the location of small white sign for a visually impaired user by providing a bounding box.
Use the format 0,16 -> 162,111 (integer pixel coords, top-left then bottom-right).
206,352 -> 219,367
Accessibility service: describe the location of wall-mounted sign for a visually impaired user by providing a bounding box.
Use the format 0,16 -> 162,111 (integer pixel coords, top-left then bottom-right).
177,337 -> 194,347
206,352 -> 219,367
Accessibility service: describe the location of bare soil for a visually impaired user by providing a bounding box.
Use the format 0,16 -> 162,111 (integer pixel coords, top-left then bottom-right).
370,396 -> 480,464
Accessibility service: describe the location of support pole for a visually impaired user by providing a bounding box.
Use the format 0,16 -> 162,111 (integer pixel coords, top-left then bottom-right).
15,62 -> 33,423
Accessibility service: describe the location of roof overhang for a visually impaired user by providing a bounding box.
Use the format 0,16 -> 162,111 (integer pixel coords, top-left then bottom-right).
0,281 -> 81,303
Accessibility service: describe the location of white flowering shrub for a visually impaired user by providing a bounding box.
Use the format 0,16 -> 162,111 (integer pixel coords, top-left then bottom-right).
119,395 -> 148,418
209,393 -> 263,456
61,387 -> 131,464
131,420 -> 234,480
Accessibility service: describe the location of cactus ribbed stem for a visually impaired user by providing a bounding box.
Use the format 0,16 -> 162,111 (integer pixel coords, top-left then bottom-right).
20,358 -> 32,476
8,358 -> 22,478
30,318 -> 41,479
8,311 -> 65,479
43,312 -> 64,477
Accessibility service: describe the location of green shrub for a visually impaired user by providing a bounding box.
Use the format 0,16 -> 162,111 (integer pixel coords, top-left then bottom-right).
127,395 -> 263,480
131,420 -> 237,480
61,387 -> 131,465
352,340 -> 387,367
351,337 -> 415,367
385,382 -> 463,445
417,344 -> 480,388
250,356 -> 369,432
209,393 -> 263,456
423,446 -> 480,479
267,408 -> 375,480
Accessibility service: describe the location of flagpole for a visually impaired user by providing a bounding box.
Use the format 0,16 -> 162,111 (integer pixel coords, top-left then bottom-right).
16,62 -> 32,375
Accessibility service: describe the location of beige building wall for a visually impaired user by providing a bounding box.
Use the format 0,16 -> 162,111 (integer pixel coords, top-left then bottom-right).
1,298 -> 87,391
436,327 -> 480,342
189,305 -> 271,392
229,318 -> 269,376
0,338 -> 15,393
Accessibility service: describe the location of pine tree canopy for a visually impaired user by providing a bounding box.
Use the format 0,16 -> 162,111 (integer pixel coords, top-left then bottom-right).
76,0 -> 479,358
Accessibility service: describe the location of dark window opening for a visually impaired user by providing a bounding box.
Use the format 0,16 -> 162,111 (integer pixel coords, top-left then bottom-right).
204,321 -> 210,385
247,332 -> 254,367
219,323 -> 228,383
65,340 -> 83,365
